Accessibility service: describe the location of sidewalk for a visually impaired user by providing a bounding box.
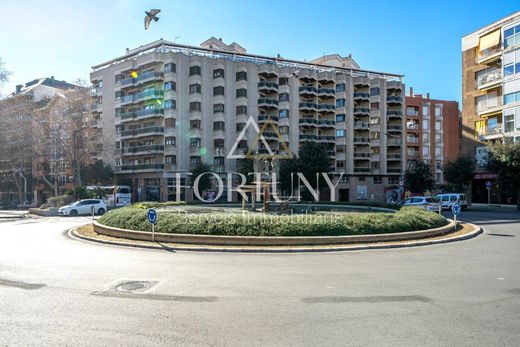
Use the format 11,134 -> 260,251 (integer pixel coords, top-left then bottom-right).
0,210 -> 29,219
467,203 -> 519,213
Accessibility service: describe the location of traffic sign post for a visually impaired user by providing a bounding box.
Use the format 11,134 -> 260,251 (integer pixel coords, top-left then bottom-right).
147,208 -> 157,242
451,202 -> 461,228
486,180 -> 492,208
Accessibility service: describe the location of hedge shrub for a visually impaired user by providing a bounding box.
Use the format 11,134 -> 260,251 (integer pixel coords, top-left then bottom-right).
98,205 -> 447,237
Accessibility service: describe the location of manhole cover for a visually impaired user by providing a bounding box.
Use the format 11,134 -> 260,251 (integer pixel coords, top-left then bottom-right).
115,281 -> 152,292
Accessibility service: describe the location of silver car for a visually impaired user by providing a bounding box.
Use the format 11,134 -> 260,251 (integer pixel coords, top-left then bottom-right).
400,196 -> 441,212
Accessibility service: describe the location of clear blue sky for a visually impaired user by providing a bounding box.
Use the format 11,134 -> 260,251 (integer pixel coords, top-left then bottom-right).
1,0 -> 518,103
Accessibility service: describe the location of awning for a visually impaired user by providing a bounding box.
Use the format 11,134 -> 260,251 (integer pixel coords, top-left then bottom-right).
479,30 -> 501,52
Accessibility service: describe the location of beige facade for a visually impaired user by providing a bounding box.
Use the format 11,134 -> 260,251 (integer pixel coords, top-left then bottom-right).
90,38 -> 405,202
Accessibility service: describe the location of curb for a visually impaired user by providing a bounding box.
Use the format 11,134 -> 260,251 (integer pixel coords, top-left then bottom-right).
69,223 -> 483,253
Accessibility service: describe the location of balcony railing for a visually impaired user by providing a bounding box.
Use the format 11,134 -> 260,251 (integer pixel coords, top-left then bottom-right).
387,95 -> 403,103
120,108 -> 164,120
354,121 -> 370,129
318,88 -> 335,96
354,152 -> 371,159
354,167 -> 370,173
118,163 -> 164,172
299,86 -> 318,94
258,81 -> 278,90
258,98 -> 279,107
353,92 -> 370,99
318,119 -> 335,127
478,124 -> 503,138
318,104 -> 335,111
353,107 -> 370,114
477,98 -> 503,113
299,118 -> 318,126
121,145 -> 165,154
318,135 -> 335,142
387,125 -> 403,131
300,134 -> 318,141
258,114 -> 279,122
387,111 -> 403,118
387,168 -> 401,173
136,89 -> 164,100
477,46 -> 502,63
299,102 -> 318,110
353,137 -> 370,143
477,69 -> 502,88
387,154 -> 402,160
120,126 -> 164,137
137,71 -> 164,82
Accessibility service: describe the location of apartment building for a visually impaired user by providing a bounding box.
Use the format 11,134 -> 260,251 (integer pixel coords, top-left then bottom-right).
405,88 -> 460,184
462,11 -> 520,202
90,37 -> 405,202
0,77 -> 79,205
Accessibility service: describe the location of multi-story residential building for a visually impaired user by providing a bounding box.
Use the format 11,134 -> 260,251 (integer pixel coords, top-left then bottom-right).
90,37 -> 405,202
0,77 -> 85,205
462,11 -> 520,203
405,88 -> 460,184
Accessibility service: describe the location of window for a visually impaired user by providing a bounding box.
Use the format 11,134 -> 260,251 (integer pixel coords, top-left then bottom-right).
164,63 -> 176,73
189,65 -> 201,76
164,81 -> 176,91
504,24 -> 520,48
213,104 -> 225,113
213,86 -> 225,96
422,146 -> 430,156
189,102 -> 201,112
389,176 -> 399,184
236,88 -> 247,98
357,185 -> 368,200
213,69 -> 224,79
165,99 -> 176,109
189,84 -> 201,94
213,121 -> 225,131
422,132 -> 429,142
190,156 -> 201,165
435,133 -> 442,145
279,109 -> 289,118
236,123 -> 245,132
422,105 -> 430,116
214,157 -> 225,165
165,155 -> 176,164
370,131 -> 380,139
370,102 -> 379,110
165,137 -> 176,146
435,146 -> 442,157
370,117 -> 380,125
407,107 -> 418,116
165,118 -> 176,128
115,158 -> 121,166
279,77 -> 289,85
336,129 -> 345,137
435,104 -> 442,117
190,138 -> 201,147
337,161 -> 345,168
115,124 -> 121,133
422,119 -> 429,130
504,107 -> 519,132
336,99 -> 346,107
336,114 -> 345,122
370,87 -> 380,96
504,91 -> 520,105
435,118 -> 442,130
236,71 -> 247,81
236,105 -> 247,115
279,93 -> 289,102
115,141 -> 120,149
336,83 -> 345,92
279,126 -> 289,134
373,177 -> 382,184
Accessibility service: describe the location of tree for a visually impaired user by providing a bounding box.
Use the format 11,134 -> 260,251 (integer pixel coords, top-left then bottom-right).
486,137 -> 520,209
190,162 -> 213,200
80,161 -> 114,186
0,57 -> 10,94
278,158 -> 299,195
404,161 -> 435,194
238,158 -> 254,183
443,156 -> 475,192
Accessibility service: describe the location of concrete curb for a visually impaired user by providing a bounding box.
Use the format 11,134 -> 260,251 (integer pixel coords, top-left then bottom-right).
70,223 -> 482,253
92,220 -> 457,246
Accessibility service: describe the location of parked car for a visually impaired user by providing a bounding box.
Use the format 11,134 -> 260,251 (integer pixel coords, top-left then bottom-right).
435,193 -> 468,210
58,199 -> 107,216
399,196 -> 441,212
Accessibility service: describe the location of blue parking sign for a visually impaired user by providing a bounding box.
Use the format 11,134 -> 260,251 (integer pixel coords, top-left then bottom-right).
147,208 -> 157,224
451,203 -> 461,216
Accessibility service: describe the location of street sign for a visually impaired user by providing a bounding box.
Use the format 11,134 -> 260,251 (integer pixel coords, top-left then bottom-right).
485,180 -> 493,188
147,208 -> 157,224
452,203 -> 461,216
147,208 -> 157,242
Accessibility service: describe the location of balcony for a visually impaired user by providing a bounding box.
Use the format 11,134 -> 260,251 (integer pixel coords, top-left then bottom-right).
120,94 -> 137,105
258,98 -> 279,108
258,81 -> 278,92
387,111 -> 403,119
318,119 -> 336,128
353,92 -> 370,101
262,132 -> 280,141
387,124 -> 403,132
90,103 -> 101,111
477,46 -> 502,64
387,95 -> 403,104
387,154 -> 401,161
299,102 -> 318,111
299,86 -> 318,96
318,135 -> 335,143
477,97 -> 503,115
137,71 -> 164,83
318,88 -> 335,98
407,124 -> 419,132
387,167 -> 401,174
354,121 -> 370,130
258,114 -> 279,123
477,69 -> 502,90
300,134 -> 318,141
354,167 -> 370,173
387,139 -> 402,146
386,81 -> 402,90
354,152 -> 371,160
120,108 -> 164,121
90,87 -> 102,96
407,137 -> 420,145
116,163 -> 164,173
120,126 -> 165,138
353,107 -> 370,115
318,104 -> 335,113
136,89 -> 164,101
478,123 -> 503,140
299,118 -> 318,127
353,137 -> 370,144
121,145 -> 165,155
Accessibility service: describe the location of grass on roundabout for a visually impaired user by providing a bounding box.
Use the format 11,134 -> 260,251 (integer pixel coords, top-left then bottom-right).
97,202 -> 448,237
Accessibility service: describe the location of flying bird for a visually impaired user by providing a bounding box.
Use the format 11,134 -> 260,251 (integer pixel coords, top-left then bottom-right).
144,9 -> 161,30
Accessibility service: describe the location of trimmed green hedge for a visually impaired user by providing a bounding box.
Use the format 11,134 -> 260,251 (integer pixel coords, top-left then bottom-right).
98,205 -> 447,237
132,201 -> 186,209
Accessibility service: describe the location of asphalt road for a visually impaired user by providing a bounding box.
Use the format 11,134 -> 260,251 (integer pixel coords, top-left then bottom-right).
0,209 -> 519,346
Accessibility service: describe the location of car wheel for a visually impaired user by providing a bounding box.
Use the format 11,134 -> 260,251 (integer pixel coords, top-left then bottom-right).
97,208 -> 105,216
70,210 -> 78,216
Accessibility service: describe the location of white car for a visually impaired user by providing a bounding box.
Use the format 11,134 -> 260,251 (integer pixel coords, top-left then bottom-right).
400,196 -> 441,212
58,199 -> 107,216
435,193 -> 468,210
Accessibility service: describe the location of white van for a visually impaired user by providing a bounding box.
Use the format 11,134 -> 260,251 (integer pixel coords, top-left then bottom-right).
435,193 -> 468,210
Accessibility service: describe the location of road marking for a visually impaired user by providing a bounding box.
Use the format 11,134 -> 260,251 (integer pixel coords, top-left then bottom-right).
301,295 -> 432,303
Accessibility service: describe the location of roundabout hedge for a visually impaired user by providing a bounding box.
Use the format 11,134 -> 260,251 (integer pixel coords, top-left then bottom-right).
97,205 -> 448,237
